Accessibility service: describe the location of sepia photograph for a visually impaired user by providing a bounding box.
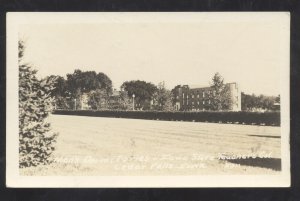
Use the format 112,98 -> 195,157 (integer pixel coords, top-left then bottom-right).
6,12 -> 290,187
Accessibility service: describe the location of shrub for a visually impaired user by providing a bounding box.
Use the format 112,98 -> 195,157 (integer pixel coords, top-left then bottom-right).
19,41 -> 58,168
52,110 -> 280,126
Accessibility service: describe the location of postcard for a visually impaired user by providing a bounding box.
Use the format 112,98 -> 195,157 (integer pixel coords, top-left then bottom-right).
6,12 -> 290,187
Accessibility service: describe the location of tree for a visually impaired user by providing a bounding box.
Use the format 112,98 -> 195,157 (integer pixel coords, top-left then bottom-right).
108,90 -> 133,110
118,90 -> 133,110
66,70 -> 112,97
19,40 -> 58,167
97,72 -> 113,95
209,72 -> 231,111
49,75 -> 67,97
88,89 -> 109,110
121,80 -> 158,110
66,70 -> 95,97
153,82 -> 175,111
241,92 -> 278,111
241,92 -> 252,111
47,75 -> 71,109
64,70 -> 113,109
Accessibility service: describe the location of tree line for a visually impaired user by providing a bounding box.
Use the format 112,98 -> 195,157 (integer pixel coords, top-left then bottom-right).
50,70 -> 280,112
241,93 -> 280,112
50,71 -> 234,111
49,71 -> 175,111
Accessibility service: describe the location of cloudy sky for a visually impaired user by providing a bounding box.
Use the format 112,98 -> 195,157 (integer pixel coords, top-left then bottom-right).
19,13 -> 288,96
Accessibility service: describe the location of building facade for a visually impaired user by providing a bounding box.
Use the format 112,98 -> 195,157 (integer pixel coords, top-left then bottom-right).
174,83 -> 241,111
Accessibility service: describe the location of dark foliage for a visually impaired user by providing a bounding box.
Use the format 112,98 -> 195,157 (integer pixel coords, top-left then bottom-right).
241,92 -> 280,111
121,80 -> 158,109
53,110 -> 280,126
66,69 -> 113,98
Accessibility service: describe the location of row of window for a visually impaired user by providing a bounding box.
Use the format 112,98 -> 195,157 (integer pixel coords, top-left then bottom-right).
182,96 -> 239,106
178,91 -> 216,99
182,100 -> 211,106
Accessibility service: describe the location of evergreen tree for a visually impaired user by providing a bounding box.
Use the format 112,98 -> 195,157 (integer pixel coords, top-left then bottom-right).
19,40 -> 58,167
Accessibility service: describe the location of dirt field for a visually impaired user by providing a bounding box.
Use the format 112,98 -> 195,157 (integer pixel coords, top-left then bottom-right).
20,114 -> 281,176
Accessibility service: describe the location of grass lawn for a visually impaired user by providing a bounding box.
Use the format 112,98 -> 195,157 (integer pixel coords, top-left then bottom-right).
20,114 -> 281,176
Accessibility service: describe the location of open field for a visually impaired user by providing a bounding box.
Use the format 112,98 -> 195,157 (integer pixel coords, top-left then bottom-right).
20,114 -> 281,176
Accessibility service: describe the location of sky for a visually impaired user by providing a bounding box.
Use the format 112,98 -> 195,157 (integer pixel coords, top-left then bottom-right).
19,15 -> 285,96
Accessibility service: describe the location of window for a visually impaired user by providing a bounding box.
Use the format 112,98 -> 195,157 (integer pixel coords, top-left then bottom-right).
203,92 -> 205,97
197,94 -> 199,98
209,100 -> 211,104
182,93 -> 184,98
203,101 -> 205,105
197,101 -> 199,105
192,102 -> 194,105
192,95 -> 194,98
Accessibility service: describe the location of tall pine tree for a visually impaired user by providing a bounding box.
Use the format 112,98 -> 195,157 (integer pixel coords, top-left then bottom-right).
19,40 -> 58,167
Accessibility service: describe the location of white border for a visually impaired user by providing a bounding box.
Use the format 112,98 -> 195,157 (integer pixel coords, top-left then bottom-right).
6,12 -> 290,188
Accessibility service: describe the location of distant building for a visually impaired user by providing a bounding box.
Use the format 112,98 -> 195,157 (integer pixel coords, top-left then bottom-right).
174,83 -> 241,111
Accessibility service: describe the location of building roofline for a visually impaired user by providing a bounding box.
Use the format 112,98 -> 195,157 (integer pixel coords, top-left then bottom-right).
178,82 -> 238,90
190,86 -> 211,90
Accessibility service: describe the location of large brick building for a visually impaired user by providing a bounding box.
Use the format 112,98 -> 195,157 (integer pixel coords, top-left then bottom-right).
174,83 -> 241,111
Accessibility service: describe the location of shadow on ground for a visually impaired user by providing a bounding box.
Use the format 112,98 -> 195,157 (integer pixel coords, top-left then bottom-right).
225,158 -> 281,171
247,134 -> 280,139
